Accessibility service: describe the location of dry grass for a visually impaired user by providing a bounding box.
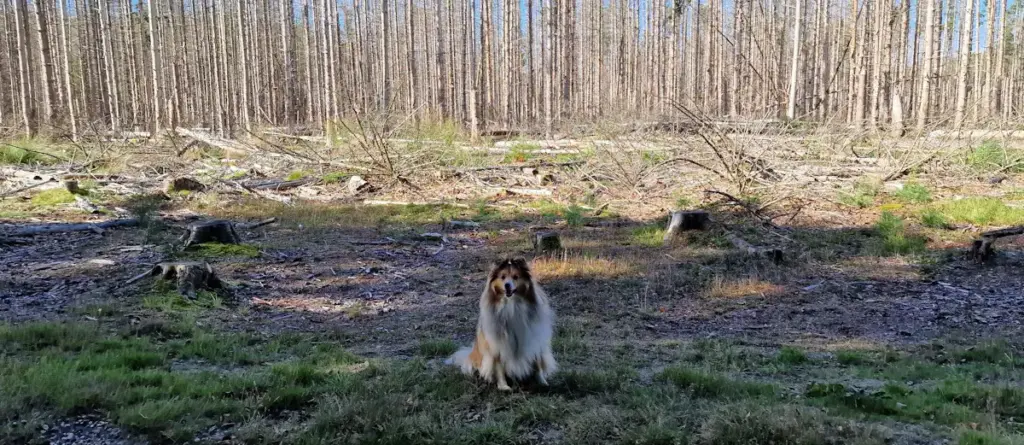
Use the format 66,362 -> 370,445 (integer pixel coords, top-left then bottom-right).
703,276 -> 787,299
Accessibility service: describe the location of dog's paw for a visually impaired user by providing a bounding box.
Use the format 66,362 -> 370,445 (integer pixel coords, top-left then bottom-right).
497,382 -> 512,391
536,374 -> 549,386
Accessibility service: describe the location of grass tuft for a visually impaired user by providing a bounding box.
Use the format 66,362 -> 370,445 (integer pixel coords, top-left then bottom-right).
30,188 -> 77,206
839,181 -> 880,208
920,209 -> 951,229
657,367 -> 775,399
892,183 -> 932,203
873,212 -> 926,256
778,347 -> 809,365
700,403 -> 887,445
933,197 -> 1024,226
418,339 -> 458,358
630,224 -> 666,247
186,242 -> 261,258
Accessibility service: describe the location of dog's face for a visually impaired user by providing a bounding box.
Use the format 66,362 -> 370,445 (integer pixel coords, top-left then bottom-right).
487,258 -> 534,303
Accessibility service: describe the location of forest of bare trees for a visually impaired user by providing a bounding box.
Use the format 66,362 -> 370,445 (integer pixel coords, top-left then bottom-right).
0,0 -> 1022,139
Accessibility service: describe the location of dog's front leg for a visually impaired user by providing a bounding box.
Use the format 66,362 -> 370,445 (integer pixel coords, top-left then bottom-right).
479,353 -> 495,382
493,359 -> 512,391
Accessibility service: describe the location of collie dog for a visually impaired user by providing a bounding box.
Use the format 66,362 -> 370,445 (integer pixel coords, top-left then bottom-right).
446,258 -> 557,391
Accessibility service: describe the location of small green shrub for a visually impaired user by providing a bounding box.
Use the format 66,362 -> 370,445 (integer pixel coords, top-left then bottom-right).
920,209 -> 950,229
874,212 -> 927,256
322,172 -> 348,184
630,225 -> 666,247
967,140 -> 1024,173
893,183 -> 932,203
778,347 -> 808,365
838,181 -> 880,208
285,171 -> 309,181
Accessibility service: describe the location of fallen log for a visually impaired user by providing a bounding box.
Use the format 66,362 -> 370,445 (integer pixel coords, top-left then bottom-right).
970,225 -> 1024,263
5,219 -> 138,237
241,177 -> 315,191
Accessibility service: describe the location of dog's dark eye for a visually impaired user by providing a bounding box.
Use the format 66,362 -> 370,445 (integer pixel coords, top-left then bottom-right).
512,275 -> 519,280
500,274 -> 506,280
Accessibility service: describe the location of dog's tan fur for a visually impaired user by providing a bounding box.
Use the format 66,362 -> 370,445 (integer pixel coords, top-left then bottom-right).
447,258 -> 557,391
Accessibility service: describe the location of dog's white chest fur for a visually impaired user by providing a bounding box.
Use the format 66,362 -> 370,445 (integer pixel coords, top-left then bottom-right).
479,290 -> 554,379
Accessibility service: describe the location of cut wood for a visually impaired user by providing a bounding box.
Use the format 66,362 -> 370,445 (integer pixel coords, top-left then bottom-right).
663,210 -> 711,243
5,219 -> 139,237
179,218 -> 275,248
165,176 -> 207,193
725,233 -> 785,264
180,220 -> 241,247
533,231 -> 562,253
126,261 -> 224,300
444,220 -> 481,230
362,199 -> 471,208
63,179 -> 80,194
970,225 -> 1024,263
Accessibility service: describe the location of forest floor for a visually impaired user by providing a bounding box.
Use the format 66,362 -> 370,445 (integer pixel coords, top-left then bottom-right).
1,128 -> 1024,444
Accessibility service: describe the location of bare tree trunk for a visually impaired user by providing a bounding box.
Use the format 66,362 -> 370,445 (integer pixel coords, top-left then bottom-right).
14,0 -> 35,136
786,0 -> 802,120
916,0 -> 935,132
954,0 -> 974,128
56,0 -> 77,139
31,1 -> 55,126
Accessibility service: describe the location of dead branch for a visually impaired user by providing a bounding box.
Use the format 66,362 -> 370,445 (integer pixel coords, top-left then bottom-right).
971,225 -> 1024,263
725,233 -> 785,264
5,219 -> 138,237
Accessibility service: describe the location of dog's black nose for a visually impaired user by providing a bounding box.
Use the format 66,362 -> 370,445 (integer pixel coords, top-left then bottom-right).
504,282 -> 513,295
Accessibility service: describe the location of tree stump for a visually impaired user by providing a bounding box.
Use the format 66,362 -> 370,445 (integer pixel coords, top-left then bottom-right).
348,176 -> 372,195
127,261 -> 224,300
533,231 -> 562,253
970,225 -> 1024,263
180,220 -> 241,247
663,210 -> 710,243
165,177 -> 207,193
63,179 -> 81,194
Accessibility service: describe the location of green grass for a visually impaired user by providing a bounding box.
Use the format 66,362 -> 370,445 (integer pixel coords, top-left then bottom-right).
967,140 -> 1024,173
0,140 -> 63,165
873,212 -> 927,256
321,171 -> 349,184
657,367 -> 776,399
630,224 -> 666,247
920,209 -> 951,229
2,320 -> 1021,444
892,183 -> 932,203
185,242 -> 261,258
285,170 -> 309,181
932,197 -> 1024,226
502,142 -> 540,163
30,188 -> 77,206
418,339 -> 458,358
778,347 -> 809,365
838,181 -> 880,208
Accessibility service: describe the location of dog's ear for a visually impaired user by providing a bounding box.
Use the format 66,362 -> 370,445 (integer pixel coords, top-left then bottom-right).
511,258 -> 530,272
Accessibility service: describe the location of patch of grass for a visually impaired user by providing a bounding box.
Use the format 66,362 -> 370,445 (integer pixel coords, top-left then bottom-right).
186,242 -> 261,258
142,287 -> 223,313
699,403 -> 887,445
920,209 -> 951,229
321,171 -> 348,184
949,341 -> 1016,365
30,188 -> 77,206
873,212 -> 927,256
836,350 -> 870,366
418,339 -> 458,358
892,183 -> 932,203
967,140 -> 1024,173
959,429 -> 1024,445
0,140 -> 63,165
285,170 -> 309,181
675,196 -> 694,209
933,197 -> 1024,226
657,367 -> 776,399
630,224 -> 666,247
213,200 -> 466,230
502,142 -> 540,163
564,204 -> 585,227
778,347 -> 809,365
838,181 -> 880,208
